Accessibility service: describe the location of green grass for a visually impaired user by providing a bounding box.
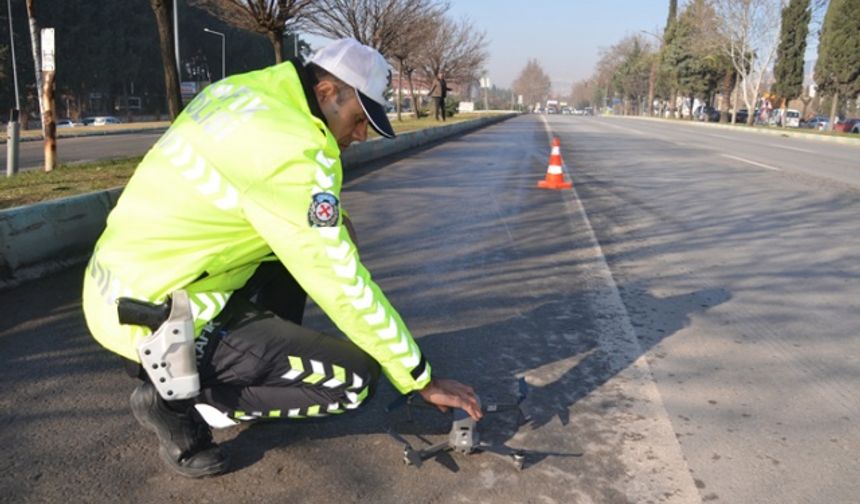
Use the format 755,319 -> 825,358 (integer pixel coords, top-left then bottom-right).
372,112 -> 503,138
0,157 -> 140,210
0,112 -> 509,210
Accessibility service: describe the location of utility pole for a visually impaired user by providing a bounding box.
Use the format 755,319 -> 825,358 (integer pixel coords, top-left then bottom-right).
6,0 -> 21,177
25,0 -> 45,138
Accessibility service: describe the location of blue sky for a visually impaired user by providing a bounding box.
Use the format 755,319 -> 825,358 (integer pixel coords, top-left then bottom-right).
305,0 -> 826,95
447,0 -> 670,92
305,0 -> 670,94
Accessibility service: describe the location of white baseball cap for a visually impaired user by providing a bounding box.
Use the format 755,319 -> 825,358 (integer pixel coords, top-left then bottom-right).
309,38 -> 395,139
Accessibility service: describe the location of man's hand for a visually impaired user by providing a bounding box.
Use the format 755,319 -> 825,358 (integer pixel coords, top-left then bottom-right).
343,215 -> 358,247
418,378 -> 483,421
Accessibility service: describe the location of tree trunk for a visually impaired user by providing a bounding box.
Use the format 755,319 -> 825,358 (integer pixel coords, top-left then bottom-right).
647,63 -> 656,117
407,71 -> 419,120
730,84 -> 738,124
396,59 -> 403,122
26,0 -> 45,138
269,31 -> 284,64
42,70 -> 56,172
828,91 -> 839,132
689,93 -> 695,121
149,0 -> 183,120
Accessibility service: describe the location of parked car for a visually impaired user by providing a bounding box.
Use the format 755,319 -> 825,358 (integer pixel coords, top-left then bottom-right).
56,118 -> 80,128
802,116 -> 830,130
733,109 -> 749,124
694,105 -> 721,122
92,116 -> 121,126
833,118 -> 860,133
783,109 -> 801,128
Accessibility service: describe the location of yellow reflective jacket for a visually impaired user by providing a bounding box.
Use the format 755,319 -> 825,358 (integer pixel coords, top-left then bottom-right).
81,61 -> 430,394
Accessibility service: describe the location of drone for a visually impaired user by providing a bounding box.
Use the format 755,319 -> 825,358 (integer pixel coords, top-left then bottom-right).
386,378 -> 580,471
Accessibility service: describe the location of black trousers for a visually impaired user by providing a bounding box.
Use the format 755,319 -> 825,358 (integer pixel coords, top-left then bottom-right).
136,262 -> 381,424
433,97 -> 446,121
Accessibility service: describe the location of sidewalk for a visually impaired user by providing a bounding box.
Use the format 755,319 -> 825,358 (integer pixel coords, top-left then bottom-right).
607,114 -> 860,146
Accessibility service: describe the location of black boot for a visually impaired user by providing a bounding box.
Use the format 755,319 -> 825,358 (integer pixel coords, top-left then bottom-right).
130,382 -> 229,478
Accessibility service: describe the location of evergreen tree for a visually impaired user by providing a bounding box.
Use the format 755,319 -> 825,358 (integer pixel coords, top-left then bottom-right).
815,0 -> 860,130
773,0 -> 810,111
666,0 -> 678,32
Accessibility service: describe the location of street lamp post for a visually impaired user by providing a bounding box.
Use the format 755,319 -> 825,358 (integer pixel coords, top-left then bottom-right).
6,0 -> 21,177
203,28 -> 225,81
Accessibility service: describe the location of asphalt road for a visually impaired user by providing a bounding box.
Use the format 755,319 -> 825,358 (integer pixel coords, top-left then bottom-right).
549,114 -> 860,503
1,130 -> 164,170
1,114 -> 858,503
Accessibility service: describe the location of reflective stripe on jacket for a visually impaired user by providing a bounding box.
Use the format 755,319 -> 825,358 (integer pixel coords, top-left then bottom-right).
82,61 -> 431,393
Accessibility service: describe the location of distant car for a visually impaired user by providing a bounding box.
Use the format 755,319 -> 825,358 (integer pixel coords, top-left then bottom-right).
81,117 -> 97,126
92,116 -> 121,126
783,109 -> 801,128
803,116 -> 830,130
833,118 -> 860,133
56,118 -> 79,128
694,105 -> 721,122
733,109 -> 749,123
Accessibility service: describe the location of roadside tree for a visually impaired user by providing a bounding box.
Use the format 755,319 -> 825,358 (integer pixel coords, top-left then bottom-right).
389,10 -> 444,121
513,59 -> 551,111
772,0 -> 811,125
414,15 -> 487,115
304,0 -> 448,121
149,0 -> 184,119
190,0 -> 313,63
814,0 -> 860,131
306,0 -> 445,57
714,0 -> 787,125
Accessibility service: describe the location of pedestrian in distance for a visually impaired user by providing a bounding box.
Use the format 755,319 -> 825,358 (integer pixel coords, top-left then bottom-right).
428,71 -> 452,121
81,38 -> 482,478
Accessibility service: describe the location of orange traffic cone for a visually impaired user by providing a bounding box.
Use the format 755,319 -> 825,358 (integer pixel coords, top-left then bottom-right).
538,138 -> 572,189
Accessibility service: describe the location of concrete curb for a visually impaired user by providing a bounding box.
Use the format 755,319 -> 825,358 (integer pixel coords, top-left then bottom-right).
1,126 -> 169,144
0,113 -> 517,290
606,114 -> 860,147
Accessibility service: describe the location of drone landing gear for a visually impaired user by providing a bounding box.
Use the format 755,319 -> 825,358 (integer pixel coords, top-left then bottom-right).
387,378 -> 555,471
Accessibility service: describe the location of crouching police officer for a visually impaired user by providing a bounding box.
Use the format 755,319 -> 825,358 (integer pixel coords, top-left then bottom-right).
82,38 -> 481,478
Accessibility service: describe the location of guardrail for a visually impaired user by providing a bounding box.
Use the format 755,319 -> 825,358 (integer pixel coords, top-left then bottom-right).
0,113 -> 517,289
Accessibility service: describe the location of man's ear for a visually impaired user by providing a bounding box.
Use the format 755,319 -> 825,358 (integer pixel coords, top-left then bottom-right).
314,80 -> 338,105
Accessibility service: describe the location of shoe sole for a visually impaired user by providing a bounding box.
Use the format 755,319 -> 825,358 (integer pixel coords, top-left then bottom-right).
131,387 -> 228,478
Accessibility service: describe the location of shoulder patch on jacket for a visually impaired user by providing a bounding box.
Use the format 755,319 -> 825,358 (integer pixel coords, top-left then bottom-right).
308,192 -> 340,227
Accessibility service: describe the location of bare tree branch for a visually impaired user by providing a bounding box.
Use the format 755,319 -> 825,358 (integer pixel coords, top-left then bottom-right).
190,0 -> 313,63
306,0 -> 447,57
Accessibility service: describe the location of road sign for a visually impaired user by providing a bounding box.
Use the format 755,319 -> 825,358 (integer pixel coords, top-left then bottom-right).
41,28 -> 55,72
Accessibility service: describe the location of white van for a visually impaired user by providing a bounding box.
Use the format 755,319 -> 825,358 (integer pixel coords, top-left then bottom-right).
784,109 -> 800,128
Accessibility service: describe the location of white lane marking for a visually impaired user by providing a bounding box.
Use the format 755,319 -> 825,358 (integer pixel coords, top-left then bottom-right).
721,154 -> 782,171
704,132 -> 736,141
539,114 -> 701,503
594,119 -> 647,136
771,143 -> 814,153
704,132 -> 815,153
